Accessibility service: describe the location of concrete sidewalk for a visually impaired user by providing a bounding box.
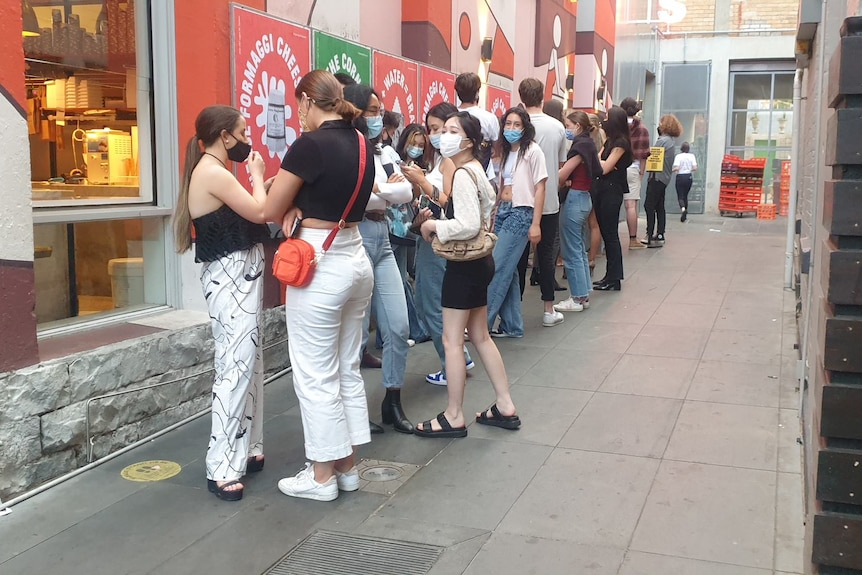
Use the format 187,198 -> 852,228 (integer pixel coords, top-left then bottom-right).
0,215 -> 804,575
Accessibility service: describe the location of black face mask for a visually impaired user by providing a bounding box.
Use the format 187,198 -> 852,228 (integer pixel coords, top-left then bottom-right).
225,135 -> 252,163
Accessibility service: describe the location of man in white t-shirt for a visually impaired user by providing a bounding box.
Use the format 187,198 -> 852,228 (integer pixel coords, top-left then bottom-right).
518,77 -> 568,327
456,72 -> 499,176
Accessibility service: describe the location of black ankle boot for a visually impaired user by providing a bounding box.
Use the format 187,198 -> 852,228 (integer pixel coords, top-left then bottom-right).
381,388 -> 414,434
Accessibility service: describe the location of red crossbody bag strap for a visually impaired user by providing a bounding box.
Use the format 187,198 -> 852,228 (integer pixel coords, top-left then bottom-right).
321,131 -> 367,253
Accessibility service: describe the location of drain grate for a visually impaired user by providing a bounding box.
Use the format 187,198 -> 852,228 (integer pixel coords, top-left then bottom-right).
264,530 -> 443,575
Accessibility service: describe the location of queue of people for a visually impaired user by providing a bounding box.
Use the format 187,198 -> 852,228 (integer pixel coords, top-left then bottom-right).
174,69 -> 686,503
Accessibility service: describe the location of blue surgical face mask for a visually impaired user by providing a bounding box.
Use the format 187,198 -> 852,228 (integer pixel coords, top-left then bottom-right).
565,129 -> 575,141
429,133 -> 442,149
406,145 -> 424,159
365,116 -> 384,139
503,129 -> 523,144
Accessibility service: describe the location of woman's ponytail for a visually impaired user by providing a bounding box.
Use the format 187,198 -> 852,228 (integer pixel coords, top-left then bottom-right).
174,135 -> 201,253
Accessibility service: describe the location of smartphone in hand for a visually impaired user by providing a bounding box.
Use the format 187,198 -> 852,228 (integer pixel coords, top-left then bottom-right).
418,195 -> 442,218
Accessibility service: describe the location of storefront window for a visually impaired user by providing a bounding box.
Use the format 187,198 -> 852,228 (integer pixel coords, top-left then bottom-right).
726,68 -> 794,202
24,0 -> 149,206
33,217 -> 166,327
23,1 -> 167,329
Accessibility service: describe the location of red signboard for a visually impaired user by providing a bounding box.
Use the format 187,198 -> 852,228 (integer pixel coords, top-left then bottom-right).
486,85 -> 511,117
419,65 -> 456,119
232,7 -> 311,186
374,52 -> 420,125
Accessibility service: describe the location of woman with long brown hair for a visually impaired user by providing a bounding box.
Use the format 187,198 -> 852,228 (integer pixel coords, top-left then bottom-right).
173,105 -> 269,502
264,70 -> 375,502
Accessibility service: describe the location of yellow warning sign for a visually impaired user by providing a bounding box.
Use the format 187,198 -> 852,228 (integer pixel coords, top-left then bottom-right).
121,460 -> 182,482
646,146 -> 666,172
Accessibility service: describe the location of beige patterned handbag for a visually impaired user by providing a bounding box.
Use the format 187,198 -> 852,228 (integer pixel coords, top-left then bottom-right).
431,166 -> 497,262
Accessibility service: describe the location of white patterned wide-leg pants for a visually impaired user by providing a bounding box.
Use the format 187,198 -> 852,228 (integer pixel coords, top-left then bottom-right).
202,244 -> 265,482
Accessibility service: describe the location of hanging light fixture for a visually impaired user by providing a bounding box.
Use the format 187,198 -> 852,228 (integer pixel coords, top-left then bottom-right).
22,0 -> 41,37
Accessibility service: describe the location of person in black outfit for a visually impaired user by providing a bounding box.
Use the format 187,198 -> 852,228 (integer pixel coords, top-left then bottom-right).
593,106 -> 632,291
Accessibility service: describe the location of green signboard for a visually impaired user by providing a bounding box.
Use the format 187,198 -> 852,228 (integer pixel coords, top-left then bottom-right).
313,31 -> 372,85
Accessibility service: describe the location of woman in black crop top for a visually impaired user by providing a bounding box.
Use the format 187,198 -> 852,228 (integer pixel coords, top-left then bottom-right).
172,105 -> 270,502
593,106 -> 633,292
264,70 -> 376,503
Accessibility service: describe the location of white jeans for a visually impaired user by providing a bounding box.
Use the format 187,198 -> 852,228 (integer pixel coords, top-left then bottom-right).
285,227 -> 374,462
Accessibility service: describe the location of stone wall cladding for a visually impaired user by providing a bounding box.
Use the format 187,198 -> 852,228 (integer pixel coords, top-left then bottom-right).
0,306 -> 289,501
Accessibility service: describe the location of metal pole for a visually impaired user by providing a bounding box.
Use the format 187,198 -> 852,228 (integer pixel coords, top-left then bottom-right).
784,68 -> 803,290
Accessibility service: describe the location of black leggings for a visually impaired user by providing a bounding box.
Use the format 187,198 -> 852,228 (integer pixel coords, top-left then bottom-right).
676,174 -> 693,210
644,178 -> 667,238
536,213 -> 560,301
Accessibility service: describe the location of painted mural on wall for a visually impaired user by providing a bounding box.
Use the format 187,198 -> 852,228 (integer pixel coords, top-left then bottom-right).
374,52 -> 420,124
232,6 -> 311,187
534,0 -> 578,101
574,0 -> 617,111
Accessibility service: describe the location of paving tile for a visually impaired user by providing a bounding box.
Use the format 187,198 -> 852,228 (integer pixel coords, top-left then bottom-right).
380,438 -> 552,531
468,386 -> 591,446
0,482 -> 248,575
560,393 -> 682,458
627,325 -> 711,360
666,279 -> 728,306
482,341 -> 553,381
262,373 -> 299,416
702,329 -> 783,366
631,461 -> 776,569
586,300 -> 662,326
648,302 -> 720,329
517,349 -> 622,391
554,320 -> 643,354
686,360 -> 781,407
0,467 -> 146,565
619,551 -> 772,575
599,355 -> 698,399
498,449 -> 659,547
714,303 -> 785,332
664,401 -> 778,470
778,409 -> 802,474
356,514 -> 490,548
428,534 -> 491,575
148,491 -> 389,575
463,533 -> 625,575
775,472 -> 805,573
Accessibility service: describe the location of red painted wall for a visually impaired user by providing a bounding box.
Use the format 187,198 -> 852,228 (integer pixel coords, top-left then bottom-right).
0,1 -> 27,110
174,0 -> 282,308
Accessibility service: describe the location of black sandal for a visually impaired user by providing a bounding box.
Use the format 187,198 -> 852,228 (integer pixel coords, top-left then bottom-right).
476,404 -> 521,430
207,479 -> 244,501
246,456 -> 265,473
414,412 -> 467,438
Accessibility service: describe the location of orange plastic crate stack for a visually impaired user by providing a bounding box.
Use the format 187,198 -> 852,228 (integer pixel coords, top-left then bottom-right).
757,203 -> 777,220
778,160 -> 791,216
720,155 -> 764,216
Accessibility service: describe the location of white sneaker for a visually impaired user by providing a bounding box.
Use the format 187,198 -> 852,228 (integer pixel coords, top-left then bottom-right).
543,311 -> 565,327
335,466 -> 360,492
277,463 -> 338,501
407,339 -> 416,347
553,297 -> 584,312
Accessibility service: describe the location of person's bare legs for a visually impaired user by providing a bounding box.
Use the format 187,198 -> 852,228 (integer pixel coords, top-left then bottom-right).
625,199 -> 639,240
588,209 -> 601,269
466,307 -> 516,418
416,307 -> 471,431
311,448 -> 359,483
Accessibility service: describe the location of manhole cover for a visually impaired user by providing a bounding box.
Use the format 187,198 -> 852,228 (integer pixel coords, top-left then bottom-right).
360,465 -> 402,482
264,530 -> 443,575
354,459 -> 420,496
120,460 -> 181,482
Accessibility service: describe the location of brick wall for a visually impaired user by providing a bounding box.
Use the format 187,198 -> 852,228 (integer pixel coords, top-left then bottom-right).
664,0 -> 800,34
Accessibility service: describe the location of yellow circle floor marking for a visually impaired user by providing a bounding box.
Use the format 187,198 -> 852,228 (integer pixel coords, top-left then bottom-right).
120,460 -> 182,482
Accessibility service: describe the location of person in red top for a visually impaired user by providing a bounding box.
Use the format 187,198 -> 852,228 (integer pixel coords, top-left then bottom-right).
620,97 -> 650,250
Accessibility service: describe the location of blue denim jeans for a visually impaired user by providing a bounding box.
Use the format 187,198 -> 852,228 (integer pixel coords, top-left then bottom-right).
359,218 -> 409,389
487,202 -> 533,336
560,190 -> 592,298
414,236 -> 473,369
392,241 -> 429,341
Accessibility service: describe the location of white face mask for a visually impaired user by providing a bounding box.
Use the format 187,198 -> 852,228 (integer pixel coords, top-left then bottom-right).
439,132 -> 466,158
